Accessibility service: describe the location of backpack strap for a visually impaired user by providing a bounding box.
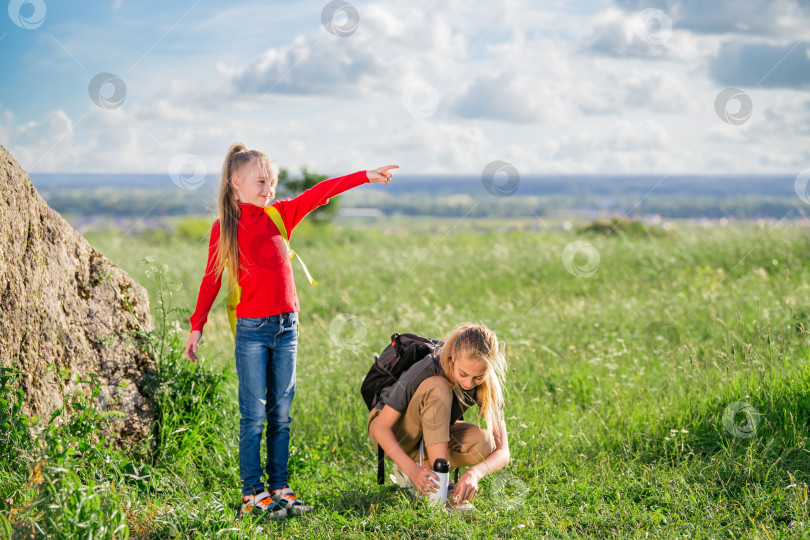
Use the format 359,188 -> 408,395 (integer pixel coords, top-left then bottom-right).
377,444 -> 385,485
225,261 -> 241,337
265,205 -> 318,287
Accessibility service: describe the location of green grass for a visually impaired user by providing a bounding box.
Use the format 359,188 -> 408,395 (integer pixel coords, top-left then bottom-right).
3,217 -> 810,538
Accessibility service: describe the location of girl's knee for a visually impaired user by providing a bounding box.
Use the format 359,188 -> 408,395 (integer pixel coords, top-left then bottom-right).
477,428 -> 496,457
449,425 -> 497,466
239,414 -> 265,429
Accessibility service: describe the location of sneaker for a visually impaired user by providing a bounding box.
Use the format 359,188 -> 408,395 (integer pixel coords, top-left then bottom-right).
269,485 -> 312,516
391,464 -> 419,498
241,491 -> 287,520
446,499 -> 476,512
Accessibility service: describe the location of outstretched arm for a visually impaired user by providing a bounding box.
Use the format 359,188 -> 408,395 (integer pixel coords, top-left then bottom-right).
369,404 -> 440,496
450,416 -> 510,504
276,165 -> 399,232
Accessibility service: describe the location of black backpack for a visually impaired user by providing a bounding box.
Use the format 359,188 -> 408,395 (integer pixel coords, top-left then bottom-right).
361,333 -> 444,484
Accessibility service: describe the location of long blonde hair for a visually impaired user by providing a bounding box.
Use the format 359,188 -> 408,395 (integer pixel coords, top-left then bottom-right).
211,142 -> 277,287
439,324 -> 506,431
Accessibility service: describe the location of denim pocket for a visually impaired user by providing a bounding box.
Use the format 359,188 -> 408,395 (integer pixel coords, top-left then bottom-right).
237,317 -> 265,329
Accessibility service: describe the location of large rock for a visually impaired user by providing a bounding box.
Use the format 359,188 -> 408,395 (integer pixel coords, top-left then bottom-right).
0,145 -> 155,444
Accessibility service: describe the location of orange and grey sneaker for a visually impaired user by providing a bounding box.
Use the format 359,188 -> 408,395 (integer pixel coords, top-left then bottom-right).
241,491 -> 287,520
269,485 -> 312,516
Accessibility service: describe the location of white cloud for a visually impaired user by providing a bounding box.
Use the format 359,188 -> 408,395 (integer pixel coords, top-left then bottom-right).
444,30 -> 571,124
223,2 -> 475,99
580,70 -> 697,115
588,9 -> 674,59
559,118 -> 671,155
329,120 -> 490,174
3,109 -> 75,172
762,94 -> 810,136
228,35 -> 396,96
448,69 -> 566,124
130,98 -> 198,123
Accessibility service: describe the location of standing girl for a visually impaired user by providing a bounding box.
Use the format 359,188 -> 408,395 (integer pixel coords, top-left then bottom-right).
368,324 -> 510,510
184,142 -> 397,519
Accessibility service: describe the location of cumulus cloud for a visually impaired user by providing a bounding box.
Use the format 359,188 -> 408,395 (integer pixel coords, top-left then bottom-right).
228,35 -> 396,96
559,118 -> 671,155
443,29 -> 571,124
0,104 -> 229,174
2,109 -> 75,172
579,70 -> 696,115
223,2 -> 472,99
709,41 -> 810,88
130,97 -> 198,123
588,9 -> 676,59
761,94 -> 810,136
447,69 -> 565,124
359,121 -> 489,174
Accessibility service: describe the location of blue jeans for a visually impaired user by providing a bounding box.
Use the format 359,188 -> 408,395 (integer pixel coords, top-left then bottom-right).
234,311 -> 298,496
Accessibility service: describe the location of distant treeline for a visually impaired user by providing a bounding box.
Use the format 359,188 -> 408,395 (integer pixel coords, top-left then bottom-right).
29,173 -> 808,220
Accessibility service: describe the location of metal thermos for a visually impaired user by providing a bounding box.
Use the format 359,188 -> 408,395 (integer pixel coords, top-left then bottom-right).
428,458 -> 449,508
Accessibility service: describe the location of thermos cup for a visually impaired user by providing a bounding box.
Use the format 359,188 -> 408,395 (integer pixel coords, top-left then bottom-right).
428,458 -> 449,508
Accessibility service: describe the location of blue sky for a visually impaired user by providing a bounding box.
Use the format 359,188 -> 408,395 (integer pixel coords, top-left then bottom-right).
1,0 -> 809,176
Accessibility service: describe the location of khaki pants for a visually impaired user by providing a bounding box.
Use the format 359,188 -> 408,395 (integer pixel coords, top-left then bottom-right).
367,376 -> 495,470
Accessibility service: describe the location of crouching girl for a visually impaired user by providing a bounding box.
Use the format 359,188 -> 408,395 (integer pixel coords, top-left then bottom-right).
367,324 -> 510,509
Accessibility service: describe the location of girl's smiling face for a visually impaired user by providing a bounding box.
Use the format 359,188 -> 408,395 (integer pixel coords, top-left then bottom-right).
233,159 -> 278,207
452,352 -> 488,391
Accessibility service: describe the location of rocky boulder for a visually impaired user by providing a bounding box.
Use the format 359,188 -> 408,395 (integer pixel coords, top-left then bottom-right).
0,145 -> 155,444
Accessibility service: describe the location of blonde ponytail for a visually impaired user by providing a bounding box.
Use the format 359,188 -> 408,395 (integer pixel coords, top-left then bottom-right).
211,142 -> 276,288
439,324 -> 507,432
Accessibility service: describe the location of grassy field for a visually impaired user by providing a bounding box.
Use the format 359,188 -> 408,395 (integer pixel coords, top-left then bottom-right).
3,216 -> 810,538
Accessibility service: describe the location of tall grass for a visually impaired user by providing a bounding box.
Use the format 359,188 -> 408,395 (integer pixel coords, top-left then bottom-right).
1,218 -> 809,538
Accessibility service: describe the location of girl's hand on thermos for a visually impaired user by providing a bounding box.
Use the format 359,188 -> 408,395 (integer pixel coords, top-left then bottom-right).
367,165 -> 399,184
184,330 -> 202,362
406,461 -> 439,497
